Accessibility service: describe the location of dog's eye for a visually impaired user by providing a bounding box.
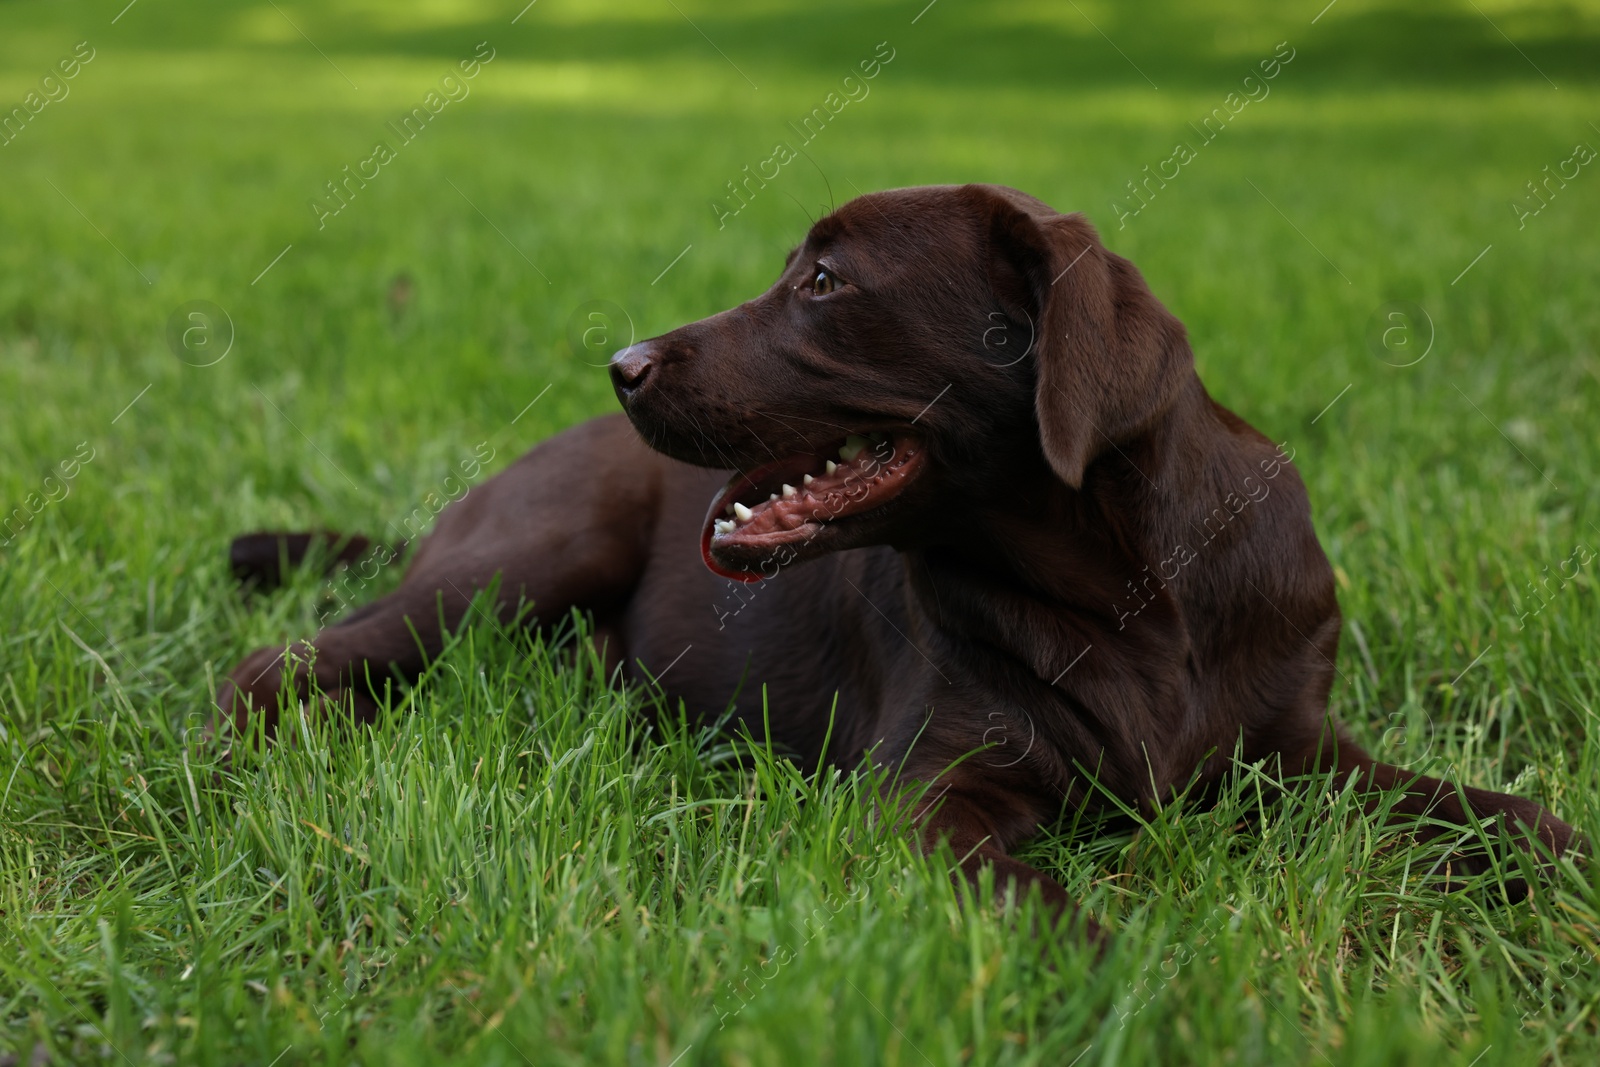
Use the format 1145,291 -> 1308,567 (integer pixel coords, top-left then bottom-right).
811,267 -> 839,296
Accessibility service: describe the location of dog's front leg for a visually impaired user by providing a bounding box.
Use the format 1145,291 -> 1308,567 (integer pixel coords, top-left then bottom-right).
907,764 -> 1105,945
1303,724 -> 1580,895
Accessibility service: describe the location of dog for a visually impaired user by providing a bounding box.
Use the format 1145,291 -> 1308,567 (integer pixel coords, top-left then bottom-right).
219,183 -> 1576,940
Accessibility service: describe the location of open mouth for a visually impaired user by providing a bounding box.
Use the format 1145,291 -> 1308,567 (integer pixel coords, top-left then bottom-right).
701,431 -> 925,581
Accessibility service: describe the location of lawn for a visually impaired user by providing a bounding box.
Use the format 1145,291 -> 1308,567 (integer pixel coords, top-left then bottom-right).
2,0 -> 1599,1063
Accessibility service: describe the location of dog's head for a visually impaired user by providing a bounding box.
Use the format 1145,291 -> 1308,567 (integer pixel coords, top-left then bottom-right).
610,184 -> 1194,581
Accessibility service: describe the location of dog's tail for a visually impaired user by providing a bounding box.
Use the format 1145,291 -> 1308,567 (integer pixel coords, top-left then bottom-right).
229,530 -> 393,589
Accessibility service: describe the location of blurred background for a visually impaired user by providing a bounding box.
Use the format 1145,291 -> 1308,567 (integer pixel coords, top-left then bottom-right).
3,1 -> 1599,1063
7,0 -> 1596,725
2,0 -> 1596,537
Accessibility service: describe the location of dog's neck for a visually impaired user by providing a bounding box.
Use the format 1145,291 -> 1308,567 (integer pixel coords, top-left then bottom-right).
903,387 -> 1214,685
895,398 -> 1220,795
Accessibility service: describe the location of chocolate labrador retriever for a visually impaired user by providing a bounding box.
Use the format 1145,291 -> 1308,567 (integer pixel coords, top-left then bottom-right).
219,184 -> 1576,938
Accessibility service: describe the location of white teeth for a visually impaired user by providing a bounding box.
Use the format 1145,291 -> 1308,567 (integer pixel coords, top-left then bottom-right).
733,502 -> 753,522
839,434 -> 870,462
825,460 -> 837,474
769,493 -> 779,502
781,483 -> 797,499
714,519 -> 735,535
802,474 -> 814,486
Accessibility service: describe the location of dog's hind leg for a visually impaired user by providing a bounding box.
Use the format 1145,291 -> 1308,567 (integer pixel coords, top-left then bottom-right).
215,414 -> 666,741
229,530 -> 379,590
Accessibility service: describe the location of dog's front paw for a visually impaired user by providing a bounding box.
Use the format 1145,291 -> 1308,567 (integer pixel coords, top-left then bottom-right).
1450,799 -> 1584,901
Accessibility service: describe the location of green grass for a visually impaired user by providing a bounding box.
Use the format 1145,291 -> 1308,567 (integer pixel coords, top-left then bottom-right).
3,0 -> 1599,1062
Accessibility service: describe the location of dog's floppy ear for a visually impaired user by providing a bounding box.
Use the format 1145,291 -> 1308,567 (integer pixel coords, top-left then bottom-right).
978,185 -> 1194,489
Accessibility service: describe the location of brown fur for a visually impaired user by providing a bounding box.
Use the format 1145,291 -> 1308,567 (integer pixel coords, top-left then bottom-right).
219,184 -> 1576,941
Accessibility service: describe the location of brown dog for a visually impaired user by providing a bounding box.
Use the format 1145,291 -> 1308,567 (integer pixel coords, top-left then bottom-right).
219,184 -> 1575,937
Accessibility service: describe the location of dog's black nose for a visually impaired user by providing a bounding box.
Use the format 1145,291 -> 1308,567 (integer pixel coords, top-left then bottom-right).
609,343 -> 656,399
